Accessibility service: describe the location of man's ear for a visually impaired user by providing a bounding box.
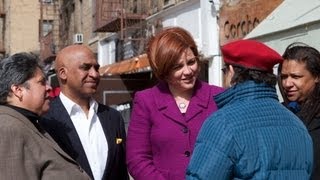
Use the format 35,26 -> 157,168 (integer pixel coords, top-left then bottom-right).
10,84 -> 23,101
57,67 -> 67,81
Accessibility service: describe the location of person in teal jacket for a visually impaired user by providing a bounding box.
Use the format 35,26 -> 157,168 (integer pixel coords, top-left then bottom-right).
186,40 -> 313,180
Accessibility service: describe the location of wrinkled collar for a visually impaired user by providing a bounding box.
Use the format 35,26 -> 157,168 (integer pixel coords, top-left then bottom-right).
214,81 -> 278,109
59,92 -> 98,116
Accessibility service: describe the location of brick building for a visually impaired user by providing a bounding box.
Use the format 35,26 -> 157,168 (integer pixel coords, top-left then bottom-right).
0,0 -> 41,58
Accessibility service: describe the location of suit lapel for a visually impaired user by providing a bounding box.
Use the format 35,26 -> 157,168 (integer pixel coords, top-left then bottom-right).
0,106 -> 78,163
41,131 -> 80,162
154,83 -> 187,126
154,81 -> 210,124
51,98 -> 94,177
52,99 -> 86,155
185,81 -> 209,122
97,105 -> 114,174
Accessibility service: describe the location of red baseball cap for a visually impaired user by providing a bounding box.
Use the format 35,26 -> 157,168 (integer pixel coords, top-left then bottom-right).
221,40 -> 283,73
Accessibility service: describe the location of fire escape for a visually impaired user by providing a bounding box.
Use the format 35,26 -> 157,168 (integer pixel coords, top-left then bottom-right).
94,0 -> 149,61
39,0 -> 60,89
39,0 -> 60,63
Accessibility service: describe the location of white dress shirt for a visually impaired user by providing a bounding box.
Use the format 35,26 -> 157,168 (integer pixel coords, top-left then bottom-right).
60,93 -> 108,180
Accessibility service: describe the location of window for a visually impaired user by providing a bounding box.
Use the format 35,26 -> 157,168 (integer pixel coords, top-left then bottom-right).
163,0 -> 175,9
42,0 -> 53,4
41,20 -> 53,36
164,0 -> 175,6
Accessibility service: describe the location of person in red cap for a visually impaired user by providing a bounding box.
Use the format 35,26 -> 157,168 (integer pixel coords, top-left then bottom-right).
186,39 -> 313,179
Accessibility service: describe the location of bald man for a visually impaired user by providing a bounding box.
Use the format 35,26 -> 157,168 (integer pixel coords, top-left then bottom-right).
40,45 -> 129,180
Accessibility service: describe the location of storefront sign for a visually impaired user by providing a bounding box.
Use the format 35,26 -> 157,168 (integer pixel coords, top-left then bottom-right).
219,0 -> 283,45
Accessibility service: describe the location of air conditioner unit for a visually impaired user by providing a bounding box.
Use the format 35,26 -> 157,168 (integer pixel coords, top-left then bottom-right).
163,0 -> 175,9
73,33 -> 83,44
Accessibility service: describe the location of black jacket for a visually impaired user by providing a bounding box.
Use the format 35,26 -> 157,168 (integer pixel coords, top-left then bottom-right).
284,102 -> 320,180
306,116 -> 320,180
40,97 -> 129,180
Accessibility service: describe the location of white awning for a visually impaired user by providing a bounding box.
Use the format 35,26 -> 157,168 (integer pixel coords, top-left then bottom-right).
246,0 -> 320,39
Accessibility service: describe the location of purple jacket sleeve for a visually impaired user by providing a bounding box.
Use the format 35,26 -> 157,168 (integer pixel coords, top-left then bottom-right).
126,92 -> 166,180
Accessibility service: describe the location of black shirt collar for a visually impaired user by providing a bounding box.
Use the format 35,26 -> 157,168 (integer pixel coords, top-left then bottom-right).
5,105 -> 44,132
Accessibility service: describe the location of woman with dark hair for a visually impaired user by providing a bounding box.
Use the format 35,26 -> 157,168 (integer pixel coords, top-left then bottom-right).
126,27 -> 224,180
279,42 -> 320,179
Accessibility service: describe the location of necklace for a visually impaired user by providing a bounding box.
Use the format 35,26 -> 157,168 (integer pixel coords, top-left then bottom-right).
178,102 -> 187,109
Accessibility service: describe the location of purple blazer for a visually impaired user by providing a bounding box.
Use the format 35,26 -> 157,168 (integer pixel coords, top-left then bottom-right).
126,80 -> 224,180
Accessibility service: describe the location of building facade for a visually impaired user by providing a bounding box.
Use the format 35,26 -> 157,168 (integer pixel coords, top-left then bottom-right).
3,0 -> 306,122
0,0 -> 40,58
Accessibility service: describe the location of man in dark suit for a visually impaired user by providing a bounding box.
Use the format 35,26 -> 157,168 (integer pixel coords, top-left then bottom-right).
40,45 -> 129,180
